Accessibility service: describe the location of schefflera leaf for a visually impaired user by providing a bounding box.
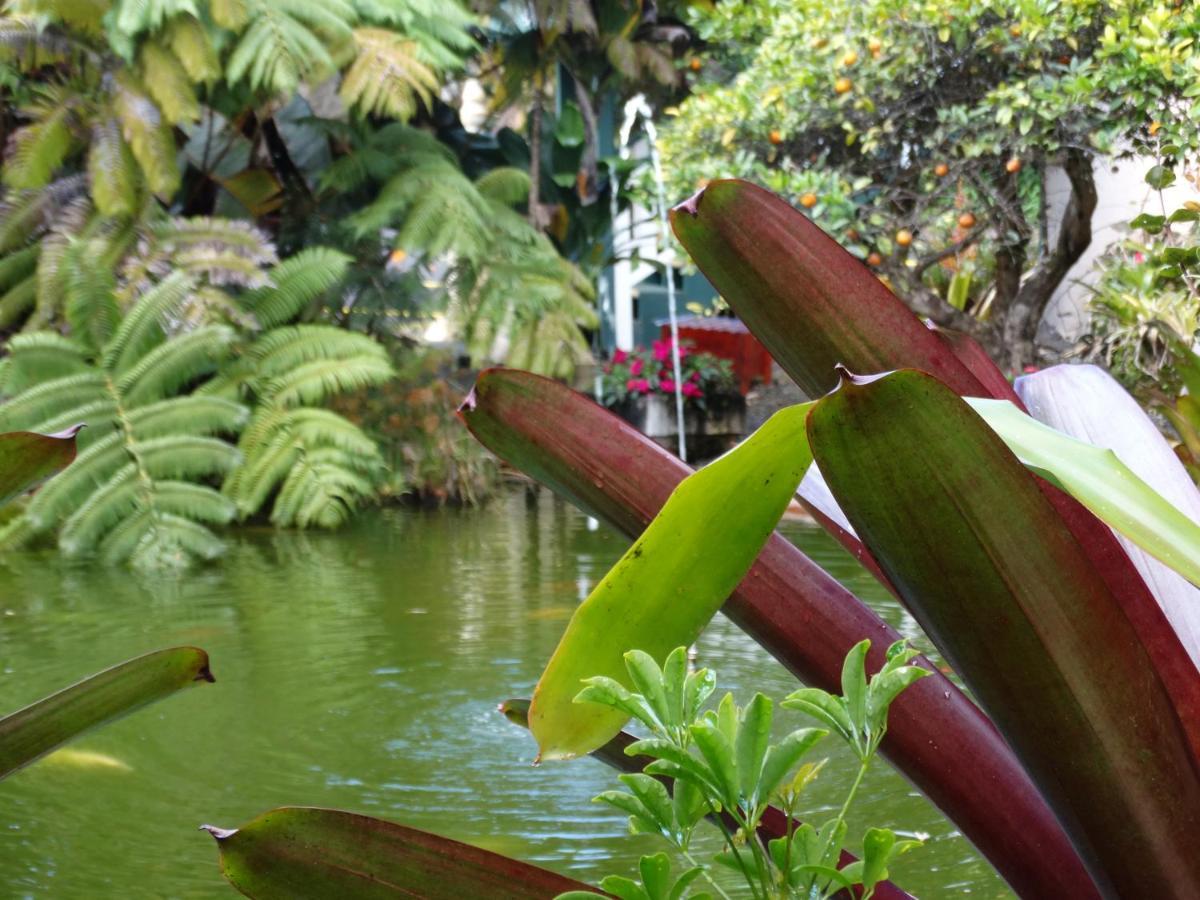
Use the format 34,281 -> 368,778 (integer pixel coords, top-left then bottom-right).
807,368 -> 1200,897
203,807 -> 591,899
529,402 -> 813,761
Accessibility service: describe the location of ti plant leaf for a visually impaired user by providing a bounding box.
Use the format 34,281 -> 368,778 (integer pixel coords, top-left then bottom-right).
203,807 -> 592,899
808,368 -> 1200,896
1010,363 -> 1200,664
669,180 -> 989,398
0,425 -> 82,509
528,402 -> 814,762
462,368 -> 1094,899
0,647 -> 214,779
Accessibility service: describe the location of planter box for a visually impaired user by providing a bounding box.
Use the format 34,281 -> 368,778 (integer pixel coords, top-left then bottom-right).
612,392 -> 746,459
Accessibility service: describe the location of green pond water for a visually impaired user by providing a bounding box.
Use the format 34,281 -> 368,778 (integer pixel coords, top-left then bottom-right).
0,489 -> 1013,898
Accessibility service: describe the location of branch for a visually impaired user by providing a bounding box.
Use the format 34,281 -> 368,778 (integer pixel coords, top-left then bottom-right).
913,223 -> 990,276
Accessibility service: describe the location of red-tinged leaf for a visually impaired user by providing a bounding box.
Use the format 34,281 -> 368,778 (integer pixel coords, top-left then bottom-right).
669,180 -> 988,398
0,425 -> 82,509
929,326 -> 1021,403
808,368 -> 1200,897
1014,364 -> 1200,662
0,646 -> 214,779
498,700 -> 914,900
671,180 -> 1200,769
461,368 -> 1096,899
203,807 -> 590,899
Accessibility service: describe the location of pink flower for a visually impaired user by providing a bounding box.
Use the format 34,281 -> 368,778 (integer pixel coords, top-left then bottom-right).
613,349 -> 628,364
1133,252 -> 1146,264
689,371 -> 701,383
682,382 -> 704,398
652,339 -> 672,362
627,378 -> 651,393
629,357 -> 644,376
659,378 -> 678,393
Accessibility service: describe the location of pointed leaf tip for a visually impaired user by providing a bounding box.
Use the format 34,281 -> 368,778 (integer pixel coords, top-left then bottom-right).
458,386 -> 477,415
51,424 -> 86,440
673,187 -> 706,218
200,824 -> 237,841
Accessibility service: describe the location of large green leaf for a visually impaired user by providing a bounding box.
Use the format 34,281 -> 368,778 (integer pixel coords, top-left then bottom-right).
461,369 -> 1094,898
0,647 -> 214,779
203,807 -> 591,899
969,396 -> 1200,591
808,368 -> 1200,896
1009,363 -> 1200,663
528,402 -> 813,761
0,425 -> 81,508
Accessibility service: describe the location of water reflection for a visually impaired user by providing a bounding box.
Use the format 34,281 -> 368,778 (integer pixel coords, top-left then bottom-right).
0,490 -> 1011,898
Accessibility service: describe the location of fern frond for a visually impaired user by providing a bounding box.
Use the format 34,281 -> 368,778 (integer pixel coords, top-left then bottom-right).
127,394 -> 248,438
102,509 -> 225,568
63,238 -> 121,353
103,270 -> 195,372
340,28 -> 439,121
31,193 -> 91,327
225,0 -> 354,94
210,0 -> 247,29
88,118 -> 139,218
112,71 -> 180,198
136,434 -> 242,481
0,174 -> 87,253
29,398 -> 117,436
0,372 -> 107,431
0,246 -> 39,291
0,273 -> 37,329
0,331 -> 89,394
223,425 -> 298,514
245,246 -> 350,328
61,474 -> 233,556
271,448 -> 377,528
473,167 -> 530,206
139,39 -> 201,124
250,324 -> 388,377
164,14 -> 219,82
113,0 -> 200,36
266,355 -> 394,407
116,323 -> 235,405
3,104 -> 75,190
26,431 -> 126,528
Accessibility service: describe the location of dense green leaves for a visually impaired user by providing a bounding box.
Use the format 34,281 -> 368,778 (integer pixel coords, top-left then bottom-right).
529,402 -> 813,761
0,647 -> 214,779
203,807 -> 591,899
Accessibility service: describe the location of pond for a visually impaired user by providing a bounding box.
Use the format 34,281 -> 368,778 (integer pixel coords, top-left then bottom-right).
0,489 -> 1013,898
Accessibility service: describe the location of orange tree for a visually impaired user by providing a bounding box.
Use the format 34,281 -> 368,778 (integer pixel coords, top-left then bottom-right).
656,0 -> 1200,370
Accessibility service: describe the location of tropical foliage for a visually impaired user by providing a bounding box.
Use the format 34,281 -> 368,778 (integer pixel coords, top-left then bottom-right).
1086,160 -> 1200,480
657,0 -> 1200,369
0,224 -> 392,566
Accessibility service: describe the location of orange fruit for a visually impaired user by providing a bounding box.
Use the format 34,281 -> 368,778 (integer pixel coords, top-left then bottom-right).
867,37 -> 882,53
958,211 -> 976,229
934,162 -> 949,177
867,252 -> 883,267
769,129 -> 784,145
896,229 -> 913,247
834,77 -> 853,95
842,50 -> 859,67
800,192 -> 818,209
1005,157 -> 1022,173
1009,25 -> 1022,37
1149,121 -> 1162,136
845,227 -> 860,241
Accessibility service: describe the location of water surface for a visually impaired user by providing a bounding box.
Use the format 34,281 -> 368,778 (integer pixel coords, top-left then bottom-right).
0,490 -> 1012,898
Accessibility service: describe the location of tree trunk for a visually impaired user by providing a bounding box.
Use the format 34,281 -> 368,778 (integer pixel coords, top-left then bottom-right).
527,78 -> 544,228
571,72 -> 600,206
